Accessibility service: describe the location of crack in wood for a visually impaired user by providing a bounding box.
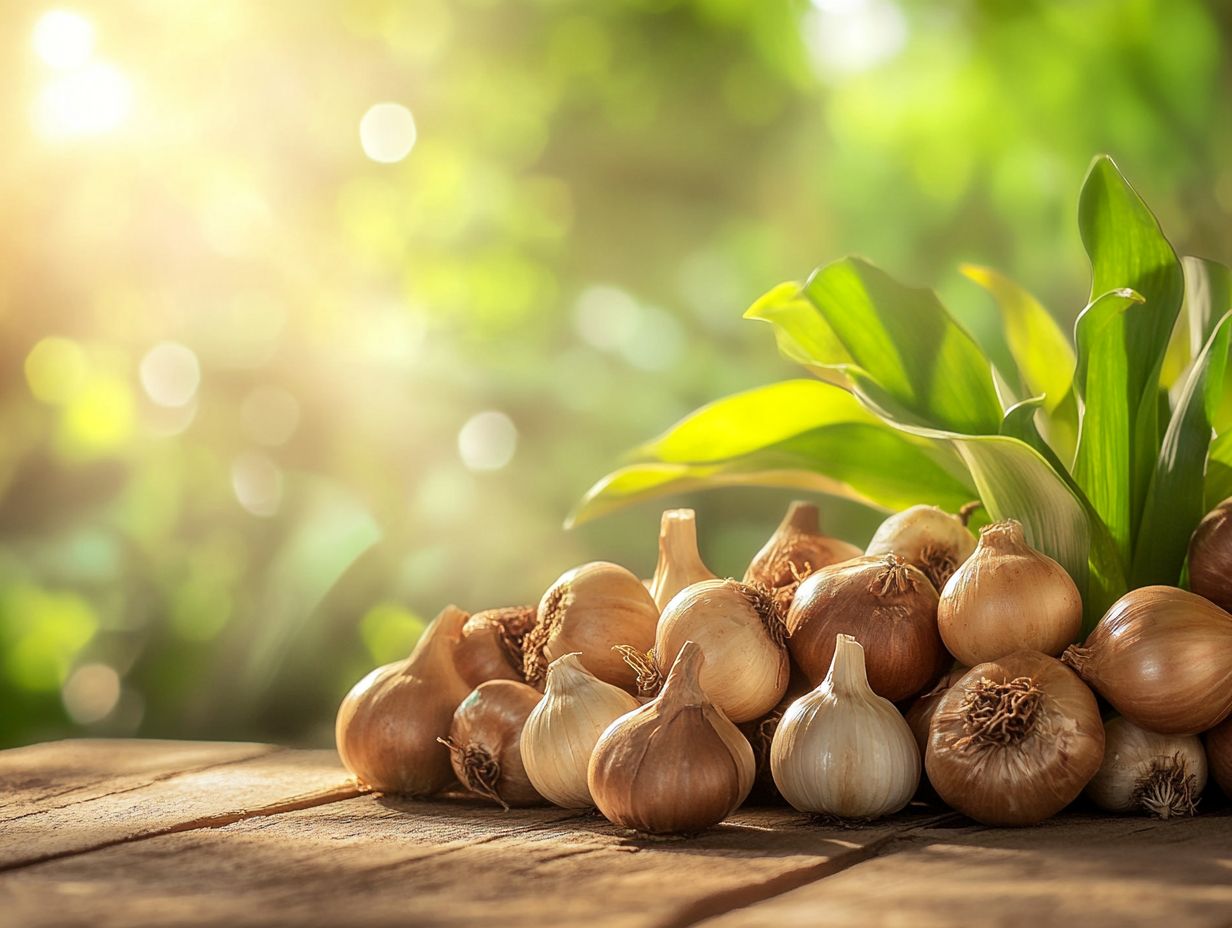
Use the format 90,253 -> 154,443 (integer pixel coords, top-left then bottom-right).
654,813 -> 962,928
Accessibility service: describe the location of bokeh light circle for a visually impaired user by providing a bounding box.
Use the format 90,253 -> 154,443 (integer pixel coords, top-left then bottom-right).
359,102 -> 417,163
457,411 -> 518,472
139,341 -> 201,408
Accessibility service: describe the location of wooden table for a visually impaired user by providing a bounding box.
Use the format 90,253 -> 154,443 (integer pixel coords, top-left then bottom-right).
2,740 -> 1230,927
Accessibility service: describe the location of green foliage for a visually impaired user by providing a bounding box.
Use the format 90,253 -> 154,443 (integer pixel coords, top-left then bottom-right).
583,156 -> 1232,629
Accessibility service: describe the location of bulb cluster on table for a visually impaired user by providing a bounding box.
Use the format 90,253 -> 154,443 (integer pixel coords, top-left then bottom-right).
335,497 -> 1232,835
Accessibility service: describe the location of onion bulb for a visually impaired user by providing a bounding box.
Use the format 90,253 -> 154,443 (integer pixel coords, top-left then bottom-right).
441,679 -> 545,808
1205,716 -> 1232,799
1063,586 -> 1232,734
454,606 -> 537,688
744,501 -> 860,610
904,666 -> 968,757
938,520 -> 1082,665
523,561 -> 659,691
335,604 -> 473,796
1188,497 -> 1232,611
786,554 -> 945,701
865,504 -> 977,591
926,651 -> 1104,826
1086,717 -> 1206,819
646,579 -> 790,723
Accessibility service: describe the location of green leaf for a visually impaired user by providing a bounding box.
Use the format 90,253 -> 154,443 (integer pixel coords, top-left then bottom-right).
1133,312 -> 1232,586
854,383 -> 1124,626
743,282 -> 852,385
568,379 -> 977,528
1182,257 -> 1232,434
797,258 -> 1004,435
963,264 -> 1080,462
1075,155 -> 1184,559
1207,430 -> 1232,511
1072,288 -> 1147,563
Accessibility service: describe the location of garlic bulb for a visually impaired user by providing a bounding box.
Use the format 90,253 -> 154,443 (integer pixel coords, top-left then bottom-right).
523,561 -> 659,691
454,605 -> 537,688
1206,716 -> 1232,799
649,509 -> 717,611
519,652 -> 640,808
335,604 -> 473,796
926,651 -> 1104,826
1188,497 -> 1232,611
739,672 -> 811,804
938,520 -> 1082,665
866,504 -> 977,590
786,554 -> 945,702
649,579 -> 790,723
588,640 -> 755,834
1086,717 -> 1206,818
744,501 -> 861,609
441,679 -> 545,808
771,634 -> 919,819
1063,586 -> 1232,734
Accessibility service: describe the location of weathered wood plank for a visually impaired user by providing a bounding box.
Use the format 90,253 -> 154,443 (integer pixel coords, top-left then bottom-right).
0,790 -> 938,928
0,740 -> 359,870
701,812 -> 1232,928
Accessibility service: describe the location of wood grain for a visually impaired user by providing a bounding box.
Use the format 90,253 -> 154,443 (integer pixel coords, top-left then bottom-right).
0,740 -> 359,870
701,812 -> 1232,928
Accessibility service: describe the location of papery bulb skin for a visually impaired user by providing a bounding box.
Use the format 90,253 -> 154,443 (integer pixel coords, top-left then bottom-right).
649,509 -> 717,612
865,504 -> 977,591
739,669 -> 811,805
524,562 -> 659,691
926,651 -> 1104,826
588,641 -> 755,835
744,501 -> 861,610
904,666 -> 969,757
455,605 -> 537,689
1189,498 -> 1232,612
786,555 -> 945,702
770,634 -> 919,819
938,520 -> 1083,665
1205,716 -> 1232,799
519,653 -> 640,809
443,679 -> 545,809
335,605 -> 473,796
1086,717 -> 1206,818
653,579 -> 790,723
1063,586 -> 1232,734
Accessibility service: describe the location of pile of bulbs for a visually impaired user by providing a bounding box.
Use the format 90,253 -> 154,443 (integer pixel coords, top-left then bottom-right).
335,498 -> 1232,834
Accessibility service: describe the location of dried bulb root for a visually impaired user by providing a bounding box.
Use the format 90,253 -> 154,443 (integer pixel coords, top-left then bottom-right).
868,555 -> 918,597
522,587 -> 567,687
613,645 -> 662,696
1132,754 -> 1200,819
438,737 -> 507,810
738,580 -> 788,647
953,676 -> 1043,750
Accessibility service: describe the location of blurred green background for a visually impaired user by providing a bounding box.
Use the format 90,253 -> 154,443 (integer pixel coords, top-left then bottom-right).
2,0 -> 1230,748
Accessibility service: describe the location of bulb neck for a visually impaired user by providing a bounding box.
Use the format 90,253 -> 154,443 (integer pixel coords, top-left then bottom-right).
659,640 -> 707,706
778,500 -> 820,536
656,510 -> 706,573
407,604 -> 468,670
979,519 -> 1028,553
825,634 -> 873,696
544,651 -> 587,694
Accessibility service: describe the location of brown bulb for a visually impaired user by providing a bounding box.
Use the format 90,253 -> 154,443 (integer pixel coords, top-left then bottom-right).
1206,715 -> 1232,799
335,605 -> 473,796
786,554 -> 945,701
1189,497 -> 1232,611
744,501 -> 861,610
441,679 -> 545,808
454,606 -> 537,688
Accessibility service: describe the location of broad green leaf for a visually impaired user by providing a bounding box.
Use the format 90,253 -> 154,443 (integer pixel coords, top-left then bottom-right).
569,380 -> 976,527
853,382 -> 1123,625
1072,288 -> 1147,563
1076,155 -> 1184,559
1207,430 -> 1232,510
743,282 -> 852,385
634,379 -> 877,463
963,264 -> 1080,462
798,257 -> 1004,435
1183,257 -> 1232,433
1134,312 -> 1232,586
